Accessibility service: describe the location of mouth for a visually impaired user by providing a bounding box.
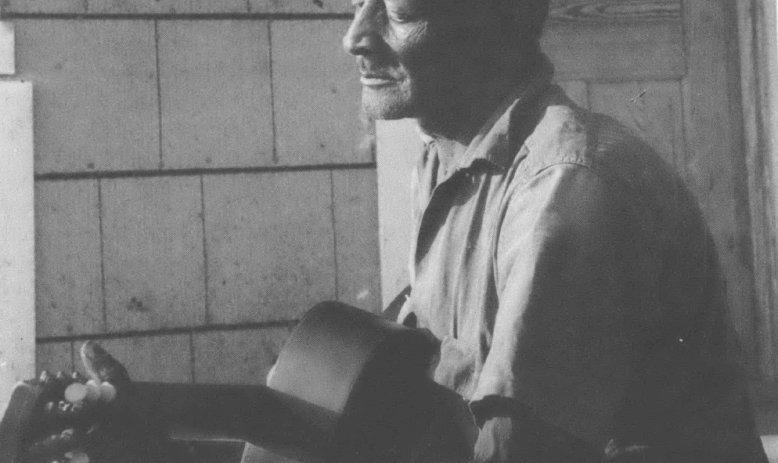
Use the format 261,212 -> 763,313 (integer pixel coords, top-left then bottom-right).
360,73 -> 397,87
357,59 -> 398,87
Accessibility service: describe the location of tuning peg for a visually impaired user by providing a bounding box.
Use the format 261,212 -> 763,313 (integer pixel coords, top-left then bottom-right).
39,370 -> 54,384
42,400 -> 87,421
65,451 -> 90,463
64,383 -> 88,404
98,382 -> 117,403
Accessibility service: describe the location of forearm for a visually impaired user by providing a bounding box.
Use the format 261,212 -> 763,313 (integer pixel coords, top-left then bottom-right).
471,402 -> 602,463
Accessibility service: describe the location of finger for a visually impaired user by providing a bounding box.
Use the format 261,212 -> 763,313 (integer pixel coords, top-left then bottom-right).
54,372 -> 75,387
37,371 -> 74,398
70,371 -> 87,384
33,454 -> 74,463
24,428 -> 83,461
37,371 -> 62,401
41,400 -> 92,424
65,450 -> 90,463
79,342 -> 131,390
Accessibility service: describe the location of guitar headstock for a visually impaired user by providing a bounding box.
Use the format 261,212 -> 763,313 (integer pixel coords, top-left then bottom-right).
0,373 -> 118,463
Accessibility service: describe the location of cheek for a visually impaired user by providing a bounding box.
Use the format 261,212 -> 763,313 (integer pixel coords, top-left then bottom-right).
402,25 -> 474,75
388,22 -> 431,69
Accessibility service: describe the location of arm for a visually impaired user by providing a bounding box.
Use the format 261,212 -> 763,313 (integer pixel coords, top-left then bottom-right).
472,408 -> 601,463
470,163 -> 639,462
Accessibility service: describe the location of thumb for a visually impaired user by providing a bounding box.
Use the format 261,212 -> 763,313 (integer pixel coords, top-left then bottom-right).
79,341 -> 132,391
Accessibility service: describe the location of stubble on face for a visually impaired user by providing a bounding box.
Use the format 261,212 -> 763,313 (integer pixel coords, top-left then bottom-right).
357,21 -> 432,121
360,75 -> 417,120
347,0 -> 499,129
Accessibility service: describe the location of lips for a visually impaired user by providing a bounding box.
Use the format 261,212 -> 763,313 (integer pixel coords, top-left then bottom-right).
360,73 -> 396,86
358,59 -> 397,86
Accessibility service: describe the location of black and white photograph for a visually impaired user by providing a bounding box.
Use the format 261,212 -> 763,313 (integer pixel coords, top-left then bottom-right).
0,0 -> 776,462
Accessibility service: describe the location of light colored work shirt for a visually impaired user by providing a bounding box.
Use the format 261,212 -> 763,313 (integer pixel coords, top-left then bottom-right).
396,73 -> 768,461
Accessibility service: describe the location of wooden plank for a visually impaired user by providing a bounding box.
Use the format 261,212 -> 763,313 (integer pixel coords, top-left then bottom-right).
0,81 -> 34,408
272,20 -> 370,166
375,120 -> 422,307
158,20 -> 273,169
36,343 -> 73,376
251,0 -> 351,14
3,0 -> 677,17
15,20 -> 159,173
89,0 -> 247,14
0,23 -> 14,76
203,172 -> 336,324
557,80 -> 589,109
543,20 -> 685,81
589,80 -> 684,170
102,177 -> 206,332
35,180 -> 103,337
682,0 -> 757,372
332,169 -> 382,313
549,0 -> 680,23
193,327 -> 291,385
87,0 -> 353,14
738,0 -> 778,379
2,0 -> 677,18
1,0 -> 85,14
88,335 -> 193,383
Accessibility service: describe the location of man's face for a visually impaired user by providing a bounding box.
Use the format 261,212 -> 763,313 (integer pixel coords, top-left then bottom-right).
342,0 -> 493,121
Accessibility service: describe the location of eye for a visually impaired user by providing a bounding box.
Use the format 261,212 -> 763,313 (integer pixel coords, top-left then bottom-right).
386,6 -> 418,23
388,11 -> 412,23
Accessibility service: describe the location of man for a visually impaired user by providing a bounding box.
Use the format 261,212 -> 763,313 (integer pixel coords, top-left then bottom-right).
342,0 -> 768,461
18,0 -> 769,461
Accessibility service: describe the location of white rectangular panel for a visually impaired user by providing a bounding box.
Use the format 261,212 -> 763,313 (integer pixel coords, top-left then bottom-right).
0,81 -> 34,409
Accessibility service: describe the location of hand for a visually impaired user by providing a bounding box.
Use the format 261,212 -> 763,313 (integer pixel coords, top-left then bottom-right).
20,341 -> 184,463
407,384 -> 477,463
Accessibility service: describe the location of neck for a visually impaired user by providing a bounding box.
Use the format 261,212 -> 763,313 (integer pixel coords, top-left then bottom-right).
416,70 -> 529,157
417,78 -> 527,167
131,382 -> 339,462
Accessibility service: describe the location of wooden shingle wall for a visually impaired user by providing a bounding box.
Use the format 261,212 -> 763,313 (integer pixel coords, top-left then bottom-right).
6,1 -> 381,385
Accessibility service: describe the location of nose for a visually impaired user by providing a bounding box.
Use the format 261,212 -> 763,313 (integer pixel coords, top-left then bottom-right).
342,1 -> 379,56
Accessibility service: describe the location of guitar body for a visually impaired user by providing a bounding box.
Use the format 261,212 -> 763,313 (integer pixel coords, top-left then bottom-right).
1,302 -> 476,463
248,301 -> 460,463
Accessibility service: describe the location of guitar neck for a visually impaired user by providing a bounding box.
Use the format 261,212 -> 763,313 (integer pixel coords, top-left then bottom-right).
132,382 -> 339,462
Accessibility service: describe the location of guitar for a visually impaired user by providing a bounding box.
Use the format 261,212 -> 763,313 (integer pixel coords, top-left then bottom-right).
0,301 -> 477,463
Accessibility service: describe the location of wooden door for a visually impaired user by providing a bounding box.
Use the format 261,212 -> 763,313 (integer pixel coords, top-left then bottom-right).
377,0 -> 760,374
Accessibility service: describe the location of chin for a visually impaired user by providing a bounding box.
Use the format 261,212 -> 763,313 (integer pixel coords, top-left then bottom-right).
360,86 -> 417,121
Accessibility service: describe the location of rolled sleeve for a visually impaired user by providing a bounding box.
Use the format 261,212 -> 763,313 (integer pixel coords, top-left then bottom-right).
472,163 -> 637,447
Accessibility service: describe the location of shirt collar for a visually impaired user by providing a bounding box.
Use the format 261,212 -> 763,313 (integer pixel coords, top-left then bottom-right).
416,55 -> 554,172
